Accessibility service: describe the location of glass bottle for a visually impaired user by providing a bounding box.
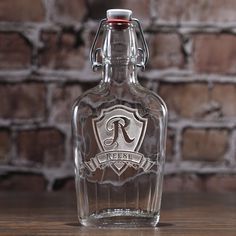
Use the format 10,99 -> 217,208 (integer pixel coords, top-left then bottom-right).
72,9 -> 168,227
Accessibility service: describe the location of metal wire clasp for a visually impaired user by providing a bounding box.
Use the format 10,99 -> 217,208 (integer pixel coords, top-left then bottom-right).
90,18 -> 149,71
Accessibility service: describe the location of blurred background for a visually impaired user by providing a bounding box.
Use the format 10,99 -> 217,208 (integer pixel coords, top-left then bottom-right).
0,0 -> 235,193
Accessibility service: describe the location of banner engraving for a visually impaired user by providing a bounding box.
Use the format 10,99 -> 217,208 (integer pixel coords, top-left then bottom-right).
85,105 -> 155,176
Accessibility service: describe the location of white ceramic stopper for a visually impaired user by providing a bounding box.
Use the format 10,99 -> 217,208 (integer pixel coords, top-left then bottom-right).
106,9 -> 132,20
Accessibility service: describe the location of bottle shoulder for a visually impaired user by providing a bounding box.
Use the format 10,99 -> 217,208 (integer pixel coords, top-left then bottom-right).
72,82 -> 167,117
72,84 -> 105,109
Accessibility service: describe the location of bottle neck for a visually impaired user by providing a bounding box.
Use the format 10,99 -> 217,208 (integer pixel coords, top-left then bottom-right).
102,63 -> 137,84
101,22 -> 138,84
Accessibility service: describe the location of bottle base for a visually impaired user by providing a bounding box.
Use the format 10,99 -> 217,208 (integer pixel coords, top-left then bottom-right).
79,209 -> 160,227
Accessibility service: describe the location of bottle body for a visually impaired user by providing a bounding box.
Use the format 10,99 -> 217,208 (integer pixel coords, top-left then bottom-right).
72,74 -> 167,227
72,9 -> 168,227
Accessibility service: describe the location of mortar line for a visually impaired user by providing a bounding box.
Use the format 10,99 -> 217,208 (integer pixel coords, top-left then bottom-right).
150,0 -> 157,21
173,126 -> 183,171
3,20 -> 236,33
228,129 -> 236,167
42,0 -> 54,23
2,69 -> 236,83
0,119 -> 235,130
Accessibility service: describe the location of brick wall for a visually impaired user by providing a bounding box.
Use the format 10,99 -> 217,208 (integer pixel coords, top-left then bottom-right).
0,0 -> 236,192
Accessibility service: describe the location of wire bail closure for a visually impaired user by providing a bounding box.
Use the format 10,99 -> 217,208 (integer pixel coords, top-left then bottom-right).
90,18 -> 149,71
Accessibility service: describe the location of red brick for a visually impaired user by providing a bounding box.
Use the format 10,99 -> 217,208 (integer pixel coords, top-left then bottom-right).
193,34 -> 236,74
87,0 -> 119,19
0,83 -> 46,120
0,130 -> 11,163
163,175 -> 182,192
0,0 -> 45,22
39,32 -> 86,70
166,129 -> 174,162
87,0 -> 150,21
205,175 -> 236,192
147,34 -> 184,69
52,0 -> 87,25
159,83 -> 209,119
159,83 -> 236,120
0,174 -> 46,192
163,174 -> 203,192
121,0 -> 150,21
17,129 -> 65,167
211,84 -> 236,117
51,84 -> 83,123
183,175 -> 204,192
53,178 -> 75,191
156,0 -> 236,23
182,129 -> 229,162
0,33 -> 31,69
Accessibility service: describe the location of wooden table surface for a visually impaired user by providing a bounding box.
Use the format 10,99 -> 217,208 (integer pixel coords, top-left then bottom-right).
0,191 -> 235,236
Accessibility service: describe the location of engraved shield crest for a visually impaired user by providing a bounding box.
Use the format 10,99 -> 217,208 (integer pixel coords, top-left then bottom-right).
92,105 -> 147,152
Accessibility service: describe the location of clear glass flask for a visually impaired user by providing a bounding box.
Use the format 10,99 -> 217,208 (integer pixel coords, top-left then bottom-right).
72,9 -> 168,227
